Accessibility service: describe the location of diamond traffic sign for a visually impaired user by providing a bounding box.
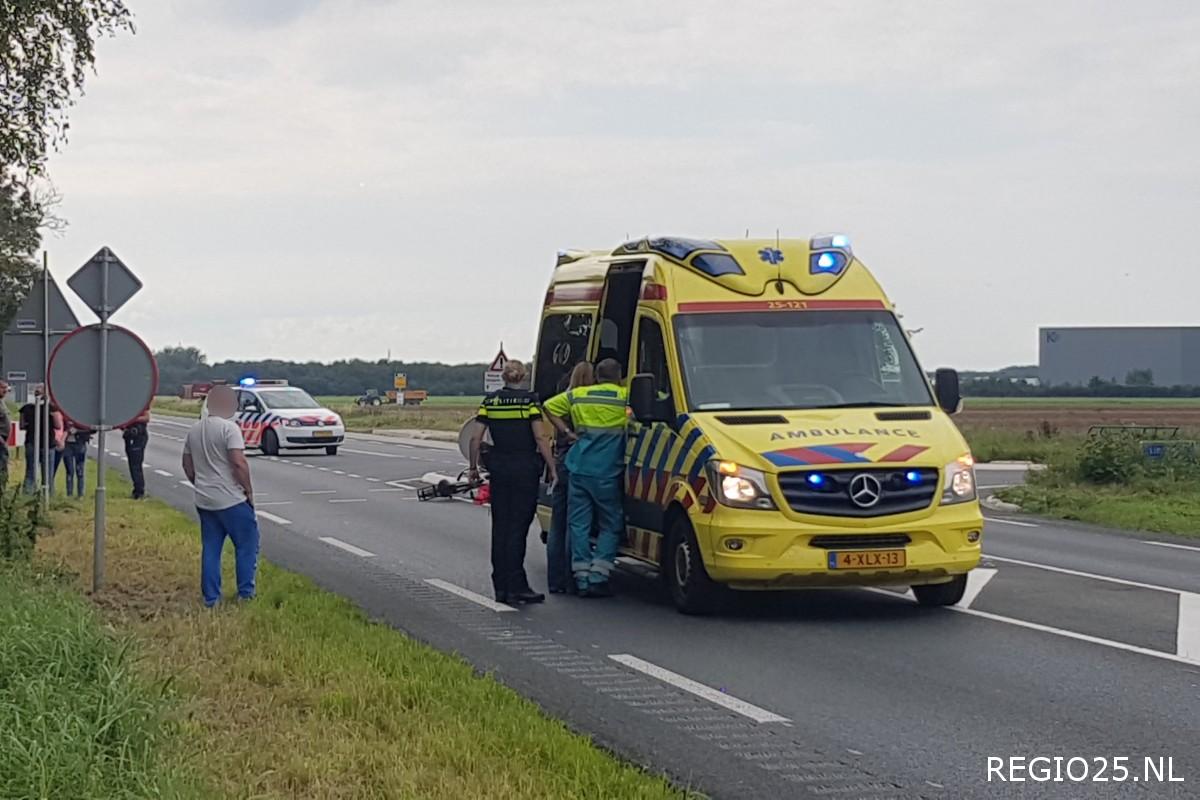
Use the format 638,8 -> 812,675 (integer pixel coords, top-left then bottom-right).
67,247 -> 142,317
2,269 -> 81,336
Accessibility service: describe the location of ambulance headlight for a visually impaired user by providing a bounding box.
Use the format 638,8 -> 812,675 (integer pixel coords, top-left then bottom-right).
941,455 -> 977,504
707,461 -> 776,510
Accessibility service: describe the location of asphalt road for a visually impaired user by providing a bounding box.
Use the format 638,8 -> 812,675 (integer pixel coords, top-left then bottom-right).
100,419 -> 1200,799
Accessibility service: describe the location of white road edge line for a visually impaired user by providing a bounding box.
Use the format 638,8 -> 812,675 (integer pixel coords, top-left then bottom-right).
984,517 -> 1040,528
178,480 -> 192,488
368,488 -> 404,493
319,537 -> 375,557
609,654 -> 789,724
866,587 -> 1200,668
986,554 -> 1193,595
300,490 -> 336,495
1179,593 -> 1200,660
153,469 -> 173,477
1143,540 -> 1200,554
256,510 -> 292,526
341,448 -> 405,459
424,579 -> 516,612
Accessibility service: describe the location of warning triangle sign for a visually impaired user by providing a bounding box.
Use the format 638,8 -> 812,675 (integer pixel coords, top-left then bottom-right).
3,270 -> 82,335
488,346 -> 508,372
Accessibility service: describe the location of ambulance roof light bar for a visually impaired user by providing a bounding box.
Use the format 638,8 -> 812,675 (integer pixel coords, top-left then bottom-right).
810,233 -> 851,252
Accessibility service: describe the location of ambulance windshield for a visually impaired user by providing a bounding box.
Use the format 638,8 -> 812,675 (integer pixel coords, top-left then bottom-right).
258,388 -> 321,410
674,310 -> 933,412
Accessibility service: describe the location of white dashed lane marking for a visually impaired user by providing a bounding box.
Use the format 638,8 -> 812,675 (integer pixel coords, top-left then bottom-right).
320,537 -> 374,557
329,498 -> 367,504
154,469 -> 173,477
256,510 -> 292,526
608,654 -> 789,724
1143,540 -> 1200,554
425,579 -> 515,612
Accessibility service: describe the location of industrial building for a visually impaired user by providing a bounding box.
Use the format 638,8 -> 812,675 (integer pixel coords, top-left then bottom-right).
1038,327 -> 1200,387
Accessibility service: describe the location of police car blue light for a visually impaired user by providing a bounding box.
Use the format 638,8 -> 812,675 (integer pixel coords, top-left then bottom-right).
239,377 -> 257,387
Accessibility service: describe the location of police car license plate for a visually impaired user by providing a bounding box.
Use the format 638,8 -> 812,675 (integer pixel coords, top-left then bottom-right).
313,430 -> 333,438
828,549 -> 905,569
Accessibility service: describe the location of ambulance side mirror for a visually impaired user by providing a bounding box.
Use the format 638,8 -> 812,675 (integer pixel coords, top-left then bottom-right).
630,373 -> 671,423
934,368 -> 962,415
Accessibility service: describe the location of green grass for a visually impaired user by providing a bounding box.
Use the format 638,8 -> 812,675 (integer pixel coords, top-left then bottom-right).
33,464 -> 687,799
957,428 -> 1081,463
0,565 -> 204,800
999,479 -> 1200,538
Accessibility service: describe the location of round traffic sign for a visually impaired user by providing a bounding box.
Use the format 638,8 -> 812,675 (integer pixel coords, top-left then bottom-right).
48,324 -> 158,429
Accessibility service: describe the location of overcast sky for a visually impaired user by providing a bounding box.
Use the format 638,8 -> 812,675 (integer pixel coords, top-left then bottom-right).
44,0 -> 1200,369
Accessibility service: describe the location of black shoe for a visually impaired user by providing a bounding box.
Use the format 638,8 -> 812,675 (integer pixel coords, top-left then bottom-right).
495,592 -> 510,604
511,590 -> 545,604
548,587 -> 567,595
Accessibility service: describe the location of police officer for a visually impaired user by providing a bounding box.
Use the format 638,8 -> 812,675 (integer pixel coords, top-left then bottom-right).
544,358 -> 629,598
121,411 -> 150,499
468,360 -> 557,605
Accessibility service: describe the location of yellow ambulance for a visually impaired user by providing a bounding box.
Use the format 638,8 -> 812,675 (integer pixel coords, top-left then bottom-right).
531,235 -> 982,613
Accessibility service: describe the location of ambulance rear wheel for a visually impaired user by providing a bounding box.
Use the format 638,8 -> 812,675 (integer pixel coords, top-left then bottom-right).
913,574 -> 967,607
325,445 -> 339,456
261,429 -> 280,456
665,517 -> 721,615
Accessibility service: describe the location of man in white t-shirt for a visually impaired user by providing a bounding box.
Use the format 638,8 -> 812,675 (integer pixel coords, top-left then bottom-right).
182,385 -> 259,607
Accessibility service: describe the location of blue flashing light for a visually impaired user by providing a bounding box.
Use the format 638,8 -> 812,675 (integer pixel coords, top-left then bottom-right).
831,234 -> 850,248
806,473 -> 826,487
810,250 -> 847,275
239,377 -> 257,387
905,470 -> 921,483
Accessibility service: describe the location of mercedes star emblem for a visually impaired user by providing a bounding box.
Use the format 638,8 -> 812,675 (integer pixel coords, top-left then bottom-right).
849,474 -> 883,508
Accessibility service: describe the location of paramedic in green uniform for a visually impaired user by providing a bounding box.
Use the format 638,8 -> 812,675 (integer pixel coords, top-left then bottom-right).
544,358 -> 629,597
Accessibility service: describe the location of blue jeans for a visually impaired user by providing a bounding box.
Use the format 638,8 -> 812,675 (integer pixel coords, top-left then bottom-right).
547,458 -> 572,592
198,502 -> 260,607
568,473 -> 623,588
22,444 -> 37,493
63,442 -> 88,497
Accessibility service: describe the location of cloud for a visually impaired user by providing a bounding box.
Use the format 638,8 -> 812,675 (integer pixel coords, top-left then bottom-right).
44,0 -> 1200,369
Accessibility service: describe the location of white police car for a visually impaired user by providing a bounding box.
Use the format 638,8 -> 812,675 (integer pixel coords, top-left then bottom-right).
233,380 -> 345,456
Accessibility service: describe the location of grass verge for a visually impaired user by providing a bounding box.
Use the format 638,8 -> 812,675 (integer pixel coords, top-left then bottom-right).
999,479 -> 1200,539
0,563 -> 205,799
33,464 -> 686,799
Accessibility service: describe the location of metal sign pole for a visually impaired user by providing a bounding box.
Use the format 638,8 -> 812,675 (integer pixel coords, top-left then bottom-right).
32,392 -> 41,495
93,254 -> 110,592
42,256 -> 51,505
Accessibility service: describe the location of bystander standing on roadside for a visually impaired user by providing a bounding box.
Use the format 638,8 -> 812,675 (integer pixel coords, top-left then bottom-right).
181,385 -> 259,607
18,389 -> 60,494
0,380 -> 10,488
62,420 -> 92,498
121,410 -> 150,499
48,402 -> 66,494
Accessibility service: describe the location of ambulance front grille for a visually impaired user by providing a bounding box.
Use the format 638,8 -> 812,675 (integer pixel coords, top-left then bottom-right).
777,467 -> 939,518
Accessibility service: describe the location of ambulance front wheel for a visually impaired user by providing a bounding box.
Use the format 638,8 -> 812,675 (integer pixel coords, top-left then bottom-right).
261,429 -> 280,456
912,573 -> 968,607
665,517 -> 722,615
325,445 -> 339,456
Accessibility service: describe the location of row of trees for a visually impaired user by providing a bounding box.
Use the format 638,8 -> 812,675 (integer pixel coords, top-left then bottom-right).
156,346 -> 489,397
0,1 -> 134,331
